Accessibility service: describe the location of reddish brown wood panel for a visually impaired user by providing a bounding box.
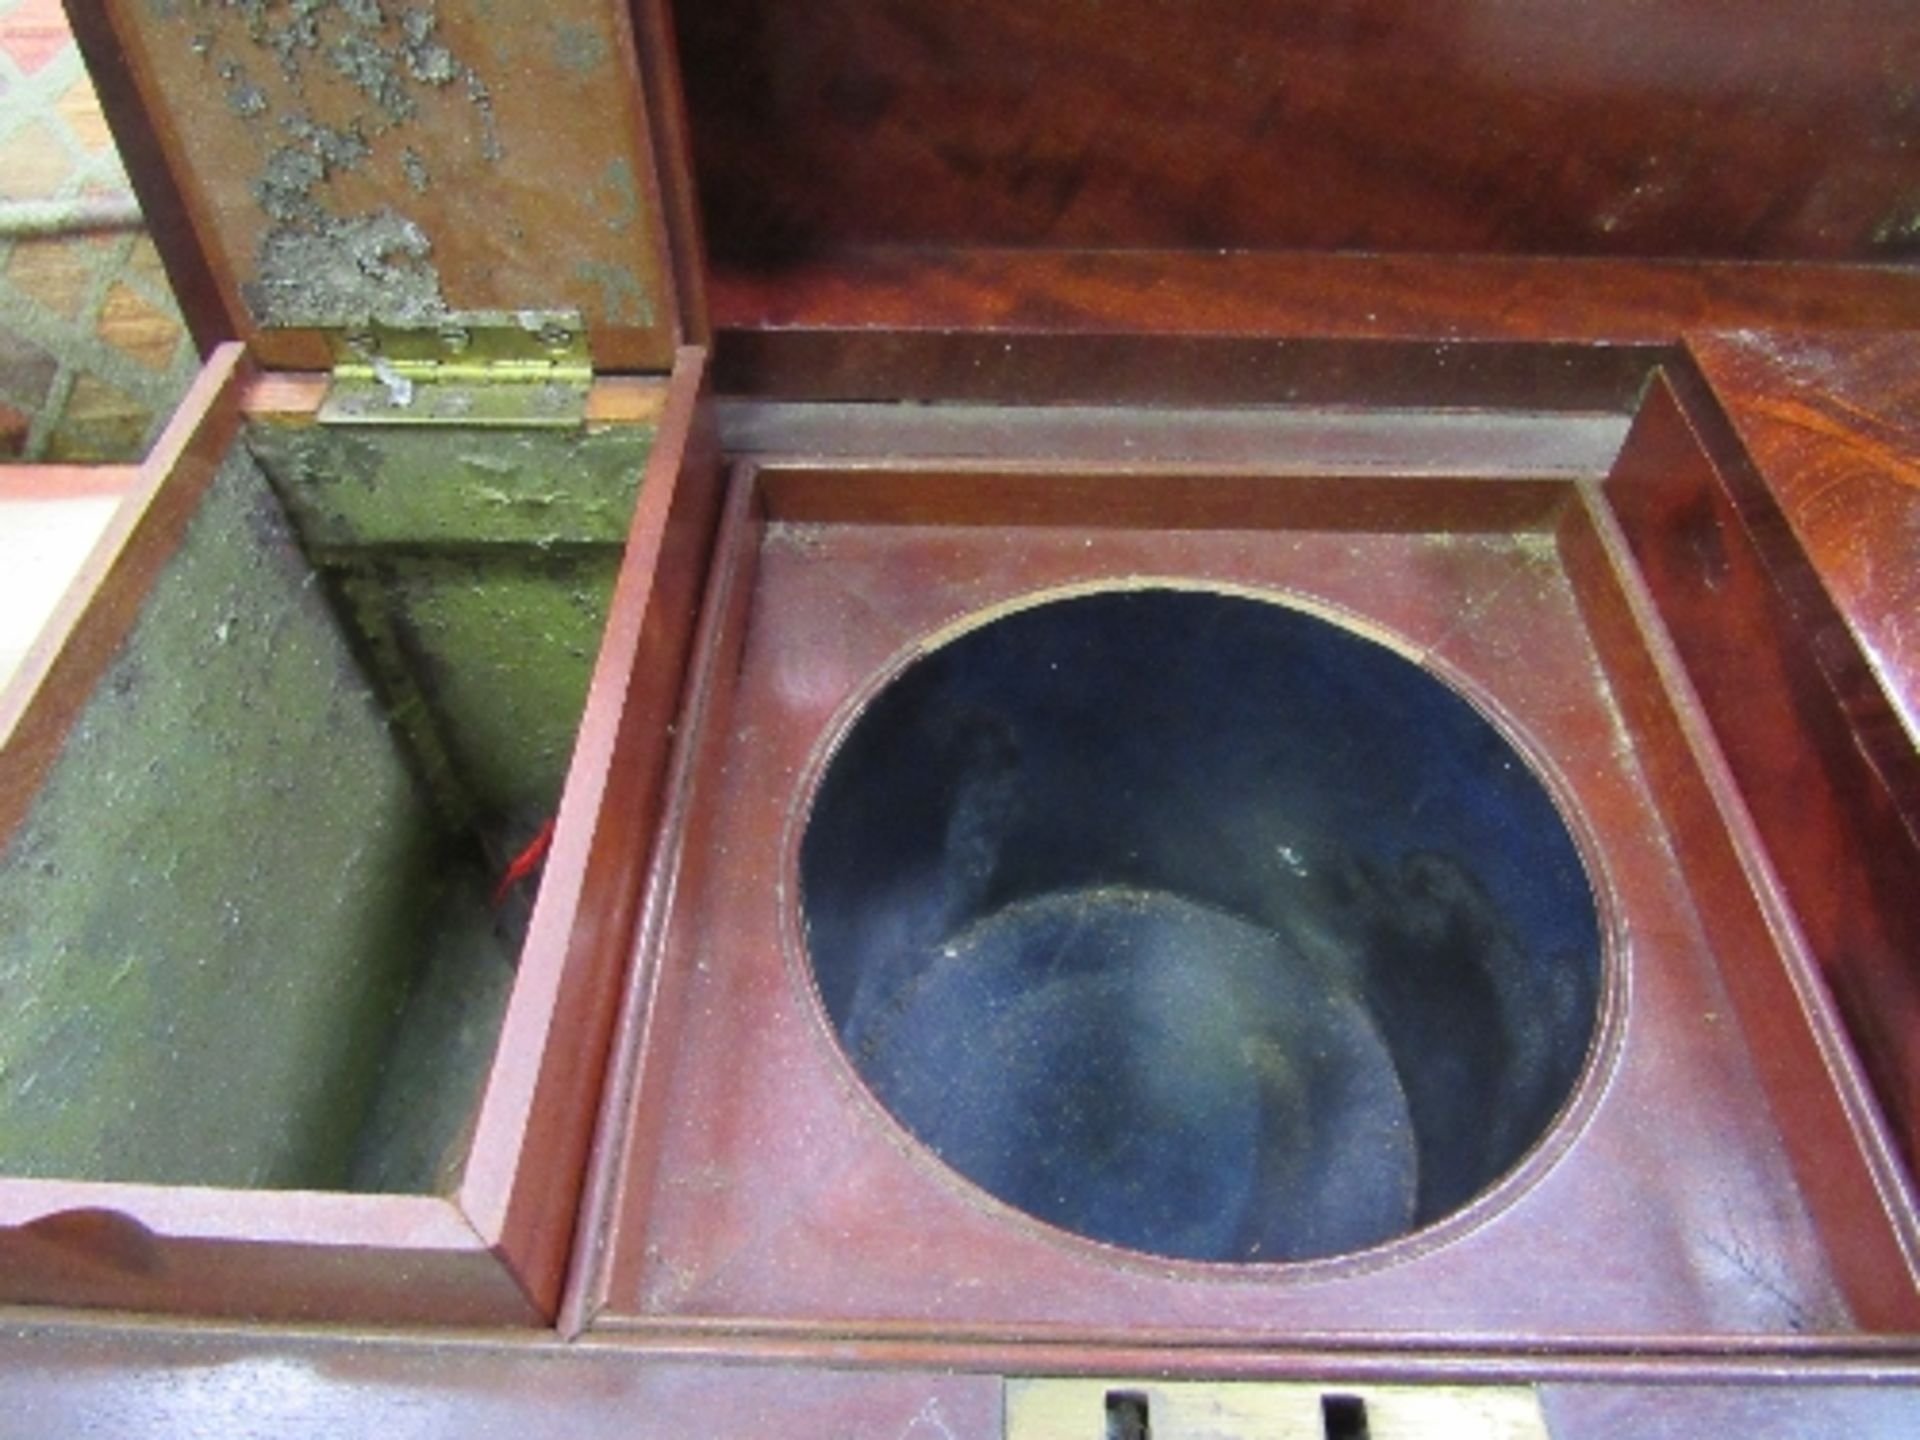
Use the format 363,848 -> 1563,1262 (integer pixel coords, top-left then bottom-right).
1684,332 -> 1920,803
570,459 -> 763,1334
1605,373 -> 1920,1176
753,466 -> 1570,532
706,252 -> 1920,408
715,328 -> 1664,413
713,252 -> 1920,345
1559,484 -> 1920,1332
672,0 -> 1920,263
0,1190 -> 538,1327
589,461 -> 1904,1346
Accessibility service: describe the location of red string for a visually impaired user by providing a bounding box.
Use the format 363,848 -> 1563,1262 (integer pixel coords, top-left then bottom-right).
492,817 -> 557,909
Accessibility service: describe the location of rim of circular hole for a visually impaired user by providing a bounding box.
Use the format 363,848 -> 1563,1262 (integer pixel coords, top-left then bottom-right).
777,577 -> 1630,1283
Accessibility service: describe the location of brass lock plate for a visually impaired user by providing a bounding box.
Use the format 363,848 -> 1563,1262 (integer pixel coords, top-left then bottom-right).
1004,1377 -> 1552,1440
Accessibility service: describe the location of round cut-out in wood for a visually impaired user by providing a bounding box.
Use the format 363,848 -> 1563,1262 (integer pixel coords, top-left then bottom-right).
800,587 -> 1603,1264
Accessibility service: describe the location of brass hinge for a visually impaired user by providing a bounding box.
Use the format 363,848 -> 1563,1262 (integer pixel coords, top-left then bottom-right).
1004,1377 -> 1554,1440
319,311 -> 592,428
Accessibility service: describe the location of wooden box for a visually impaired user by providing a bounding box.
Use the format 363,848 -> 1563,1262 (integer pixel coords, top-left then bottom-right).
0,0 -> 722,1325
4,0 -> 1920,1432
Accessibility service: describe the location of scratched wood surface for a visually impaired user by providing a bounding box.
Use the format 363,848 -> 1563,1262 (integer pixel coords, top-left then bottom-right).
76,0 -> 679,370
1574,388 -> 1920,1332
585,457 -> 1902,1344
704,251 -> 1920,411
0,1326 -> 1916,1437
1623,336 -> 1920,1178
711,251 -> 1920,345
1685,332 -> 1920,765
676,0 -> 1920,264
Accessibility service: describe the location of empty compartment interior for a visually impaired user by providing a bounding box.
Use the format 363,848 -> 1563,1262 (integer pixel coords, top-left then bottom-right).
598,450 -> 1913,1336
0,416 -> 651,1196
800,586 -> 1603,1263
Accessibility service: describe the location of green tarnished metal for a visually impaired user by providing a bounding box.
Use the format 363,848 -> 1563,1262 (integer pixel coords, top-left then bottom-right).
0,449 -> 450,1189
347,868 -> 517,1195
244,422 -> 650,550
0,412 -> 652,1195
244,419 -> 652,839
338,551 -> 626,828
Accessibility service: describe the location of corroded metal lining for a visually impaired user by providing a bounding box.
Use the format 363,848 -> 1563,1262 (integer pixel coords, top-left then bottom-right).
101,0 -> 677,367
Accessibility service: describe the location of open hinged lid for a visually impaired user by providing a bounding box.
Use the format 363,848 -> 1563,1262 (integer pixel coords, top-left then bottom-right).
71,0 -> 694,376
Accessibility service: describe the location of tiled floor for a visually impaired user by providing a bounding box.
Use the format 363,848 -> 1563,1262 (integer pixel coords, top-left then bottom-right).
0,0 -> 190,689
0,0 -> 199,462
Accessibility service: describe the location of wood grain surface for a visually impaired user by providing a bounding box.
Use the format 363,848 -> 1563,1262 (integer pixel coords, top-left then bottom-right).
676,0 -> 1920,263
1613,354 -> 1920,1182
1686,332 -> 1920,769
707,250 -> 1920,409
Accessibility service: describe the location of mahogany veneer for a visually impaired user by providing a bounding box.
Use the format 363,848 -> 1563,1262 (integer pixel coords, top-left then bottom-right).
577,422 -> 1919,1361
5,0 -> 1919,1429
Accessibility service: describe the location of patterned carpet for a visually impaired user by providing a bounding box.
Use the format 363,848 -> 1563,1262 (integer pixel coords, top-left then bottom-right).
0,0 -> 199,463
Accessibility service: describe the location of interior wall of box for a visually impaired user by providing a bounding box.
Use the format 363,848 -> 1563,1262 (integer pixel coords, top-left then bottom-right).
0,414 -> 651,1196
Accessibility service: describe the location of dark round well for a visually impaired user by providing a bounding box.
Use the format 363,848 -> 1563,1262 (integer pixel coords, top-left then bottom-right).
798,587 -> 1603,1265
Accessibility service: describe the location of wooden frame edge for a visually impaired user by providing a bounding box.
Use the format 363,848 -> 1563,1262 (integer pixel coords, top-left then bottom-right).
0,343 -> 248,847
458,346 -> 724,1317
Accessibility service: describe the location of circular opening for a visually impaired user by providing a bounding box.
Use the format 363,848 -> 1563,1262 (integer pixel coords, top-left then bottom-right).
798,587 -> 1603,1265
